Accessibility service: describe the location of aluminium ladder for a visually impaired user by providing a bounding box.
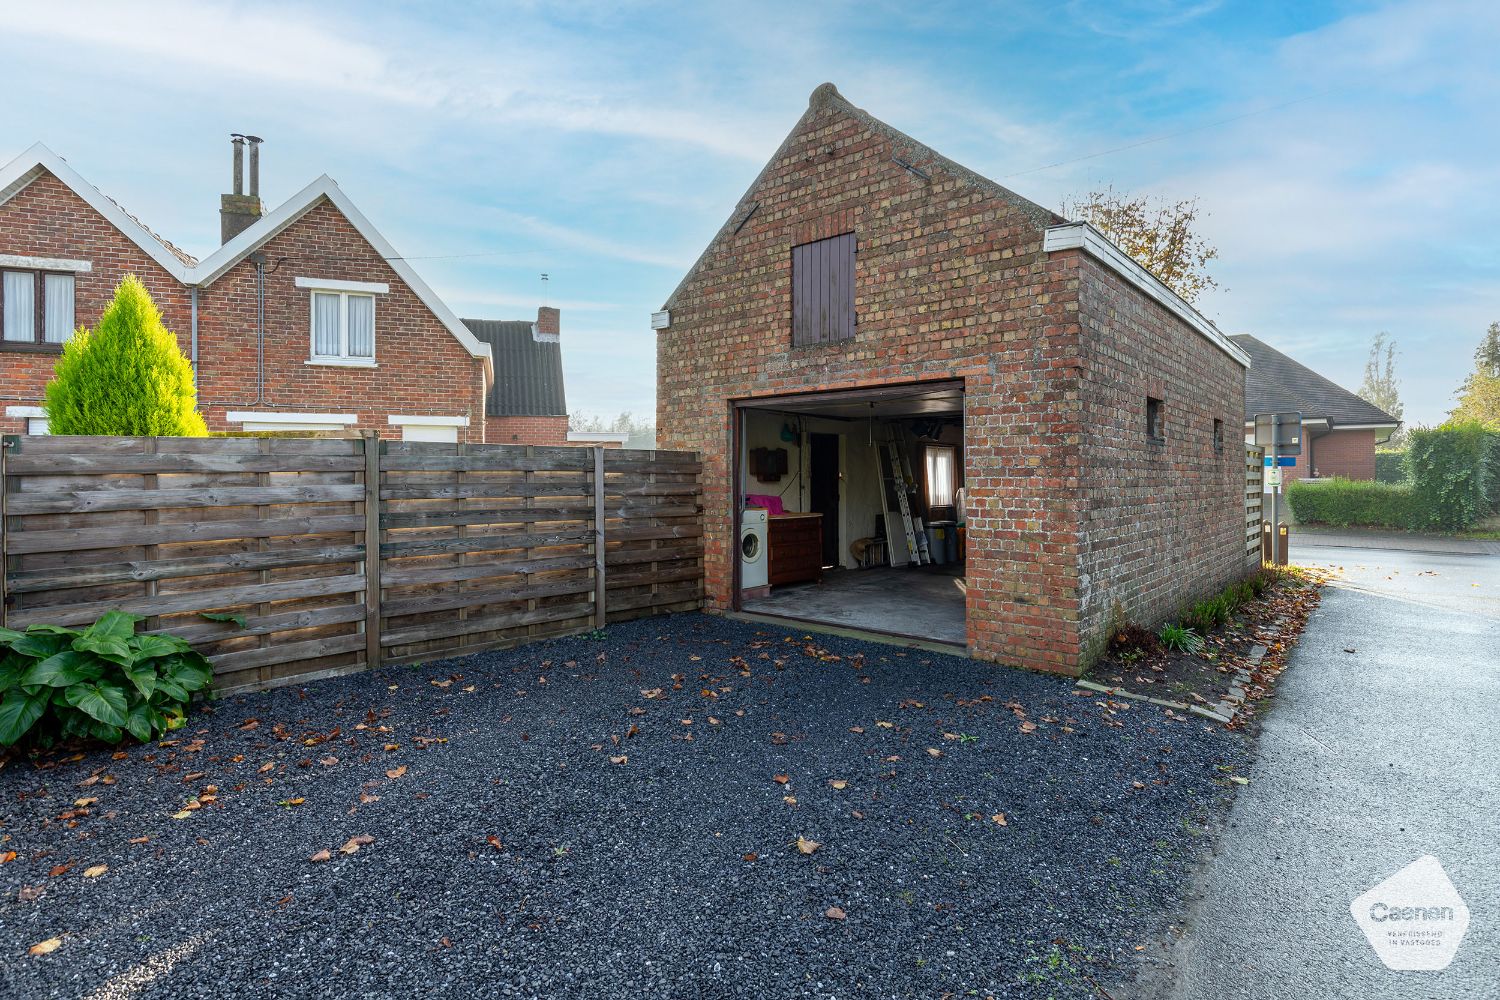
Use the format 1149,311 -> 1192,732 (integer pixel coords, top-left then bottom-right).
877,427 -> 928,566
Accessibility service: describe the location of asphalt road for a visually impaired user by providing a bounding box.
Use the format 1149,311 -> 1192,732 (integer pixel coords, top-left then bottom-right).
1160,537 -> 1500,999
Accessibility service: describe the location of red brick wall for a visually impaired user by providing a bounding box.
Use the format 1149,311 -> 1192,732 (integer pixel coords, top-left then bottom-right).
1309,428 -> 1377,480
486,415 -> 569,446
193,200 -> 488,442
0,173 -> 193,434
0,170 -> 489,441
1073,253 -> 1249,657
656,91 -> 1248,674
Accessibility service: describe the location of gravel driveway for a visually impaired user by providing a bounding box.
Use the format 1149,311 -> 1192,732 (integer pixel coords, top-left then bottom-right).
0,614 -> 1249,999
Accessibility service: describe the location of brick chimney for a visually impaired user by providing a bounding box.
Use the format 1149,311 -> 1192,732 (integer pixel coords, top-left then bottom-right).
220,134 -> 265,244
534,306 -> 560,342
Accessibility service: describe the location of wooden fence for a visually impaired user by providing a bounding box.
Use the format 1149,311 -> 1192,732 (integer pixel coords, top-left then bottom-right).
0,435 -> 702,694
1244,444 -> 1264,563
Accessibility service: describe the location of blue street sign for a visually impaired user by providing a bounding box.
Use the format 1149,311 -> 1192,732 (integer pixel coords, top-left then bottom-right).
1264,456 -> 1298,467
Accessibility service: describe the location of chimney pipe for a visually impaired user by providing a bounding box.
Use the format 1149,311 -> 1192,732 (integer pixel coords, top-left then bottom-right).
221,133 -> 265,244
246,135 -> 262,198
231,134 -> 244,195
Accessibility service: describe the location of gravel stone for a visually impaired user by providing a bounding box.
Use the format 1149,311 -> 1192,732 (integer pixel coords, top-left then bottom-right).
0,614 -> 1249,999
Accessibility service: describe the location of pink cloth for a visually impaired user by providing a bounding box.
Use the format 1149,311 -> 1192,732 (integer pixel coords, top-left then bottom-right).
744,494 -> 785,515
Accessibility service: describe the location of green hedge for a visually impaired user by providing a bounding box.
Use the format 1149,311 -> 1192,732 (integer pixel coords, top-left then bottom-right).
1374,450 -> 1408,484
1405,422 -> 1500,531
1286,478 -> 1414,529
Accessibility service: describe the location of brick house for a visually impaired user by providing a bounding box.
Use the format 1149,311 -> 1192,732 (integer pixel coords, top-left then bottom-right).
655,84 -> 1253,675
0,138 -> 496,442
1230,333 -> 1400,483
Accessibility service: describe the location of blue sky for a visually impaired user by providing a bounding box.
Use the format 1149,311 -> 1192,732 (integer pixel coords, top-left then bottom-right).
3,0 -> 1495,427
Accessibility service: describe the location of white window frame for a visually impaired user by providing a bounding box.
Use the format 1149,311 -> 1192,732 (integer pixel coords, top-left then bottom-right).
6,405 -> 49,435
299,278 -> 386,367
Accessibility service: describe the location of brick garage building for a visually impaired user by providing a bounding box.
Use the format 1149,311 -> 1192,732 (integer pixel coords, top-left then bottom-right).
0,139 -> 496,442
655,84 -> 1253,674
1231,334 -> 1400,483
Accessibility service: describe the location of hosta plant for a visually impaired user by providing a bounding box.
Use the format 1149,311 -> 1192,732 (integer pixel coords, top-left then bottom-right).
0,611 -> 212,747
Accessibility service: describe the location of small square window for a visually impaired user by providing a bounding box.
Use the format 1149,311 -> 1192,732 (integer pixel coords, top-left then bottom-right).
309,290 -> 376,362
1213,418 -> 1225,454
1146,396 -> 1165,442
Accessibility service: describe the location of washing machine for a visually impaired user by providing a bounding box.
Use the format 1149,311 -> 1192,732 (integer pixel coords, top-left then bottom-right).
740,507 -> 769,589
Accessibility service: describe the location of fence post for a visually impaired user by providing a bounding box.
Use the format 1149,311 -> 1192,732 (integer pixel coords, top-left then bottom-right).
594,446 -> 607,628
363,432 -> 382,668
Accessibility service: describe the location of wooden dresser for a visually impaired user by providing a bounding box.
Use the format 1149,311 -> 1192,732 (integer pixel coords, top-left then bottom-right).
768,512 -> 823,586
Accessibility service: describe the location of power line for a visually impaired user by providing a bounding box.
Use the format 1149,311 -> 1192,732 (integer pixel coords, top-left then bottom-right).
1000,89 -> 1338,180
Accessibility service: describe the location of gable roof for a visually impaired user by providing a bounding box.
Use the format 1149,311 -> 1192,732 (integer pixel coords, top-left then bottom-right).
462,319 -> 566,417
0,142 -> 492,378
661,83 -> 1061,313
659,84 -> 1248,368
1229,334 -> 1399,426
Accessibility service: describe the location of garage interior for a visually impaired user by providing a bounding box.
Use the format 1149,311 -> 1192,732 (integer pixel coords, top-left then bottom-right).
734,382 -> 966,646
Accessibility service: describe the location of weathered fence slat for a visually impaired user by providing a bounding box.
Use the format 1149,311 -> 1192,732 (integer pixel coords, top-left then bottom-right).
0,435 -> 703,693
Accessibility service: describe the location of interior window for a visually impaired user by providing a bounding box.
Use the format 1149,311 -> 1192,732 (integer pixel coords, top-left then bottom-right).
925,444 -> 956,508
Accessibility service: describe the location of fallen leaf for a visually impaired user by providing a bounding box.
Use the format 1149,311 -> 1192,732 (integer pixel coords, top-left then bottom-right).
849,726 -> 865,734
128,837 -> 149,845
47,864 -> 71,878
0,850 -> 16,864
309,849 -> 332,863
339,835 -> 374,855
28,938 -> 62,956
783,795 -> 798,805
1229,775 -> 1250,785
319,757 -> 339,766
486,835 -> 503,851
742,852 -> 758,862
383,743 -> 399,752
258,762 -> 276,774
825,906 -> 846,921
770,732 -> 788,745
772,774 -> 790,785
359,793 -> 380,804
926,748 -> 942,758
277,798 -> 305,807
795,836 -> 820,856
74,797 -> 98,808
386,766 -> 407,780
18,885 -> 43,902
608,755 -> 628,765
171,810 -> 193,820
875,721 -> 895,729
83,865 -> 107,878
991,813 -> 1008,827
829,780 -> 847,790
1019,721 -> 1038,734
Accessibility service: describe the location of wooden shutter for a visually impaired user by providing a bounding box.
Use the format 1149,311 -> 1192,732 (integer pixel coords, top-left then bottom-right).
792,232 -> 855,346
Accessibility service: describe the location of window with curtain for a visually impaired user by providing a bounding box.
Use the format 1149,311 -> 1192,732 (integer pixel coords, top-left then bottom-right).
2,270 -> 76,346
309,290 -> 376,362
925,445 -> 956,508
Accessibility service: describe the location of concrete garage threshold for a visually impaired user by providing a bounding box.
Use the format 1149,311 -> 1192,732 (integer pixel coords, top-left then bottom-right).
735,565 -> 967,650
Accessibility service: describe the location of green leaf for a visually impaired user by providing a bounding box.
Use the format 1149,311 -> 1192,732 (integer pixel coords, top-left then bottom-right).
64,682 -> 129,727
198,611 -> 248,628
21,650 -> 103,688
86,610 -> 143,642
154,677 -> 190,704
0,626 -> 25,646
163,654 -> 213,694
0,688 -> 48,745
11,633 -> 72,660
72,633 -> 133,664
0,661 -> 24,694
124,700 -> 155,743
121,662 -> 157,699
88,719 -> 124,743
131,634 -> 190,660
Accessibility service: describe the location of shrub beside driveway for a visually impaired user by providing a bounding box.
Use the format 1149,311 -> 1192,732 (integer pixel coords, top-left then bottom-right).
0,615 -> 1250,999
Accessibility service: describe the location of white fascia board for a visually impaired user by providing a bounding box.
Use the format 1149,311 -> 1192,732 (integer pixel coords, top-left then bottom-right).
567,430 -> 631,443
1244,417 -> 1330,428
295,276 -> 389,294
1332,422 -> 1401,431
225,411 -> 358,425
0,143 -> 192,283
387,414 -> 469,427
1044,222 -> 1252,369
0,254 -> 91,272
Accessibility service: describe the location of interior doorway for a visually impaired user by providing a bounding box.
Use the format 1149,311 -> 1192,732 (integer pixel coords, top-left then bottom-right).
808,432 -> 840,568
733,381 -> 966,647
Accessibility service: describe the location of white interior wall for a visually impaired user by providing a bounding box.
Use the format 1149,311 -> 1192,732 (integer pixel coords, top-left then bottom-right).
741,410 -> 887,570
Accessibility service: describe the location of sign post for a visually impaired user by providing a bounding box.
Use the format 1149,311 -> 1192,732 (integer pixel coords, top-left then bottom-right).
1254,412 -> 1302,567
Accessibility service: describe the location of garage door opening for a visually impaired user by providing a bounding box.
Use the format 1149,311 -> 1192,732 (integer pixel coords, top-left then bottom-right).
733,381 -> 965,647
